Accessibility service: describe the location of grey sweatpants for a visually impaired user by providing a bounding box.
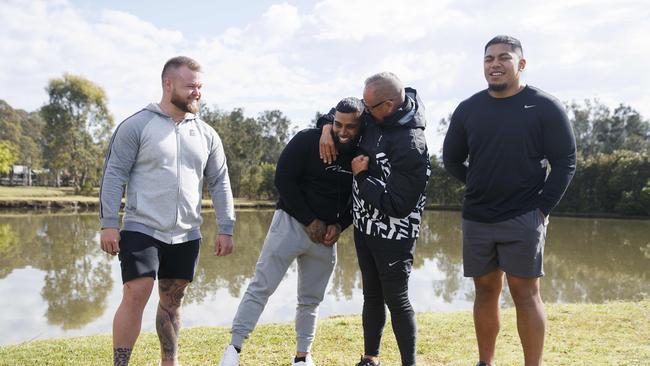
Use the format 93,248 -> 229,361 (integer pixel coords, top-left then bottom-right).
230,210 -> 337,352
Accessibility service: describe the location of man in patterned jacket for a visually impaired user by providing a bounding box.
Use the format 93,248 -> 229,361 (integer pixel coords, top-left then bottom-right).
320,72 -> 430,366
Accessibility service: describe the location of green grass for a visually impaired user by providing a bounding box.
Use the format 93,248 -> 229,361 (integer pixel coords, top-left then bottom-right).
0,186 -> 98,201
0,186 -> 81,198
0,186 -> 96,206
1,301 -> 647,365
0,186 -> 275,209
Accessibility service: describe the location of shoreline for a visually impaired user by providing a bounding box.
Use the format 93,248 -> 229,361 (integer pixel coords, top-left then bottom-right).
0,198 -> 278,210
0,198 -> 647,220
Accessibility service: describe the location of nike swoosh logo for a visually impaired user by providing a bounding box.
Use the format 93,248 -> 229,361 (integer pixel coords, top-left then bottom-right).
524,104 -> 536,109
388,260 -> 401,267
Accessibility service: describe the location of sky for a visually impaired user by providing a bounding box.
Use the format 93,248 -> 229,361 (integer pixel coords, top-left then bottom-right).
1,0 -> 649,154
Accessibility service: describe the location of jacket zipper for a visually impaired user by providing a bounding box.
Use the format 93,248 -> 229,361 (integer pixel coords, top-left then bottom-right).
171,121 -> 181,233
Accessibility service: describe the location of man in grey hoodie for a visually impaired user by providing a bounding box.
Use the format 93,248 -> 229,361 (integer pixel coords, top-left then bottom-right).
99,56 -> 236,366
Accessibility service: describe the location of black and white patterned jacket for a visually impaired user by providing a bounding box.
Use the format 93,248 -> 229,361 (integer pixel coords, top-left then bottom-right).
352,88 -> 431,240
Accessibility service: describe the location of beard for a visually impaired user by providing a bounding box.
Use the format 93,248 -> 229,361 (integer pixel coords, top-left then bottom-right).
488,83 -> 508,92
332,130 -> 357,155
171,90 -> 199,114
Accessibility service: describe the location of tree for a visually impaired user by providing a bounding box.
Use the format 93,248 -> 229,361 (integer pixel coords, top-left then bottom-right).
566,99 -> 602,157
256,110 -> 294,163
202,107 -> 264,197
16,110 -> 46,170
613,104 -> 650,153
566,99 -> 650,157
0,100 -> 46,185
40,74 -> 114,192
0,141 -> 17,174
0,101 -> 46,185
201,106 -> 293,198
0,100 -> 24,182
0,100 -> 22,146
557,150 -> 650,215
426,154 -> 464,206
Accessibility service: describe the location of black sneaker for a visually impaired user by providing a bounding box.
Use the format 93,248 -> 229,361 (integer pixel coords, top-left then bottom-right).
356,356 -> 380,366
476,362 -> 491,366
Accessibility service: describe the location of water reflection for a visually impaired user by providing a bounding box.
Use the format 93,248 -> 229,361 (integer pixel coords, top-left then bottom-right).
542,217 -> 650,303
418,213 -> 650,305
0,210 -> 647,345
0,214 -> 113,330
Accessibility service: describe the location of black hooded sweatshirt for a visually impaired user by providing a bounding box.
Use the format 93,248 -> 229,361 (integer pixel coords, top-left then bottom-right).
275,128 -> 354,230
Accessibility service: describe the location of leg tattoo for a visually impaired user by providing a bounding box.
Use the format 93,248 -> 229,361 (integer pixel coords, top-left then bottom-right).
156,279 -> 188,362
113,347 -> 132,366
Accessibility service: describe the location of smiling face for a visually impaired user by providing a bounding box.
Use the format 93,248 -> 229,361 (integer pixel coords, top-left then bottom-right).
484,43 -> 526,98
332,110 -> 361,151
166,65 -> 202,114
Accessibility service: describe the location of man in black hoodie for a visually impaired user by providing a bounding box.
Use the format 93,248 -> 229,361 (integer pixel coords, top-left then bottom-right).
320,72 -> 430,366
218,97 -> 363,366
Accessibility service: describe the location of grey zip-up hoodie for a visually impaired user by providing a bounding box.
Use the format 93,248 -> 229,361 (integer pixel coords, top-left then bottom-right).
100,103 -> 235,244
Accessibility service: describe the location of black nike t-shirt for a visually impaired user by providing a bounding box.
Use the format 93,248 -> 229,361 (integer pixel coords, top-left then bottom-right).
443,85 -> 576,223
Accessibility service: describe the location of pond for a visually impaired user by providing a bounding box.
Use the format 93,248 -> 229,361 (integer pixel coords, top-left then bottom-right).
0,210 -> 648,345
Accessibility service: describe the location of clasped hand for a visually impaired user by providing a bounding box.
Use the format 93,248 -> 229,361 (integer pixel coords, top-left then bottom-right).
305,219 -> 341,246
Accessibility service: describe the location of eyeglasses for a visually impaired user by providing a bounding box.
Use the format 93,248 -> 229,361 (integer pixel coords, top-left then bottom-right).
362,99 -> 392,113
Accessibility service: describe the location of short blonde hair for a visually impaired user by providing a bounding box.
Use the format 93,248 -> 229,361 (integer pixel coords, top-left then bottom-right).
161,56 -> 202,81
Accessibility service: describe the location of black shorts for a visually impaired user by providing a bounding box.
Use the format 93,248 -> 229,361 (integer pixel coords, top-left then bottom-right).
461,209 -> 547,278
118,230 -> 201,284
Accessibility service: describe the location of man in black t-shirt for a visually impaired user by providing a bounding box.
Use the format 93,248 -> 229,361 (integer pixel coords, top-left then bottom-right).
443,35 -> 576,366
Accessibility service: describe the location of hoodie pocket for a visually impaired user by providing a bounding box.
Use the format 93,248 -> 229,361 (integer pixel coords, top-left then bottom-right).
133,190 -> 177,230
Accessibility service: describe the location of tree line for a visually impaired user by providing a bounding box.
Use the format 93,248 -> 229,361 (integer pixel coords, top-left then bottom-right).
428,101 -> 650,216
0,74 -> 293,197
0,74 -> 112,191
1,73 -> 649,215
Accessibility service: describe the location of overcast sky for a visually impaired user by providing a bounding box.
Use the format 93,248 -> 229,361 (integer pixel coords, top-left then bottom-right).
2,0 -> 649,153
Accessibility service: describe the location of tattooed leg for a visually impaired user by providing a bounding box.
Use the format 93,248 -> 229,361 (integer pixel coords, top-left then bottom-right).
113,277 -> 154,366
113,347 -> 133,366
157,279 -> 189,365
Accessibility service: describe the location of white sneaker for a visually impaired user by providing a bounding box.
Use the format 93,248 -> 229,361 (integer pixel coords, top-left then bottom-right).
217,345 -> 240,366
292,354 -> 315,366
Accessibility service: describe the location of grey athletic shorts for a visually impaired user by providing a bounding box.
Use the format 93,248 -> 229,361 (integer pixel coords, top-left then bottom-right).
462,209 -> 548,278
